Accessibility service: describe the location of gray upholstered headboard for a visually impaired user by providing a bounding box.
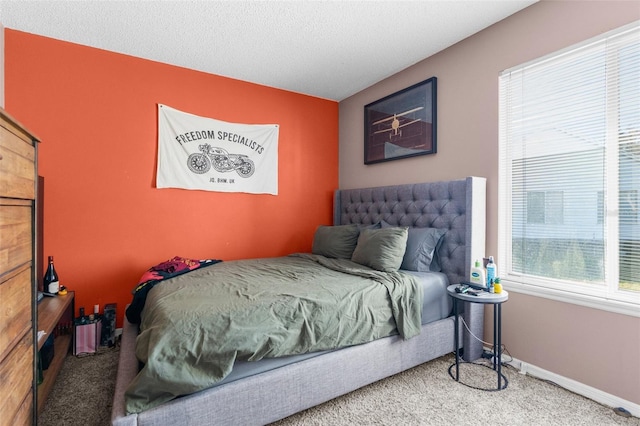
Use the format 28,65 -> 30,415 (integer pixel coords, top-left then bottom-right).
333,176 -> 486,286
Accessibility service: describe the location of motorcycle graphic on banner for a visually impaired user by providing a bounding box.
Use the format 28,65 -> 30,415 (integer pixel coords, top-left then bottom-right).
187,144 -> 255,178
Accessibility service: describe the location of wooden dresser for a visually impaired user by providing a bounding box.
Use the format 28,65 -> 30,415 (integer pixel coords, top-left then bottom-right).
0,107 -> 39,426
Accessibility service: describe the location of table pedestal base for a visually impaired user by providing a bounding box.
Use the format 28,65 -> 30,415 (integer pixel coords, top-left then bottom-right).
448,362 -> 508,391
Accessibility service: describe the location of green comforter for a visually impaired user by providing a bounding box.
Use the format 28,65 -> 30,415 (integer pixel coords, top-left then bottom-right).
125,253 -> 422,414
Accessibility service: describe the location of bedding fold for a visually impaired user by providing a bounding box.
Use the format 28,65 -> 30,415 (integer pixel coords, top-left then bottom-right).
124,253 -> 422,414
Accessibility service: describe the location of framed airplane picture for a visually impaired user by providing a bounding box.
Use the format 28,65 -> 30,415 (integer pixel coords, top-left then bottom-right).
364,77 -> 437,164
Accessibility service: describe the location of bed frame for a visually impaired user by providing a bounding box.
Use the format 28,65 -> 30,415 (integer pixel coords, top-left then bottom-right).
111,176 -> 486,426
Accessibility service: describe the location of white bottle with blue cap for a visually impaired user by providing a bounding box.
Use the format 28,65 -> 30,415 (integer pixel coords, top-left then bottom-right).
486,256 -> 497,290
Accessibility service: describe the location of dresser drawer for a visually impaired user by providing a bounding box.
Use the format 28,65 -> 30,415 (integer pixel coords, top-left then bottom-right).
0,267 -> 32,362
0,122 -> 36,200
0,202 -> 32,277
5,390 -> 33,426
0,332 -> 34,426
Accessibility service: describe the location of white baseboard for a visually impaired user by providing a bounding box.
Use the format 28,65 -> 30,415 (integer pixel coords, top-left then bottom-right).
115,327 -> 122,337
505,355 -> 639,418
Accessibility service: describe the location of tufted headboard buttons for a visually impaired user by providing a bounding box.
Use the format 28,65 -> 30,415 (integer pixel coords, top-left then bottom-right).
334,177 -> 486,286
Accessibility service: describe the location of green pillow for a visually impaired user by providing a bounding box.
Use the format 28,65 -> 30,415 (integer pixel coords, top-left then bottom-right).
312,224 -> 360,259
351,227 -> 408,272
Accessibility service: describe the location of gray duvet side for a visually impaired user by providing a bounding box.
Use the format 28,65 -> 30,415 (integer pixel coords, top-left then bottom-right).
404,270 -> 451,325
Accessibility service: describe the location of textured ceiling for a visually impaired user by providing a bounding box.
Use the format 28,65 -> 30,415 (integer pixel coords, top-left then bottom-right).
0,0 -> 537,101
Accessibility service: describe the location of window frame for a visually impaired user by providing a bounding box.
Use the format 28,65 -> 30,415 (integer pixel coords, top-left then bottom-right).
498,22 -> 640,317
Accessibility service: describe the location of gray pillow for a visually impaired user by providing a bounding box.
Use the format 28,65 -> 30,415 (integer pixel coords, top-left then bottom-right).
381,222 -> 446,272
428,230 -> 447,272
351,227 -> 408,272
312,224 -> 360,259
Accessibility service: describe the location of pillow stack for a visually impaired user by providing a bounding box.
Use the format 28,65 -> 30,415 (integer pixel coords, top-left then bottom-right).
311,222 -> 446,273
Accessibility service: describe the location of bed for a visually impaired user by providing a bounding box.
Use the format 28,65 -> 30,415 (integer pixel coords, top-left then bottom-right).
111,176 -> 486,426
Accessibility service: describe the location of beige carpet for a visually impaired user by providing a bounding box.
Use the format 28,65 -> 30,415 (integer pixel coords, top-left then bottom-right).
39,346 -> 638,426
39,345 -> 119,426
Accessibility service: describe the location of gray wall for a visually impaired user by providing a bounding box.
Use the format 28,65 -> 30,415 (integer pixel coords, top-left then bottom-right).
339,1 -> 640,406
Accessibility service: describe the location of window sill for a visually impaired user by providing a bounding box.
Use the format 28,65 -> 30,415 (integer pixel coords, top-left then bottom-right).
503,280 -> 640,318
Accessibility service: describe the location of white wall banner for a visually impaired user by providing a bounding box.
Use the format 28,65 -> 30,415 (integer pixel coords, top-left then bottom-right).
157,104 -> 279,195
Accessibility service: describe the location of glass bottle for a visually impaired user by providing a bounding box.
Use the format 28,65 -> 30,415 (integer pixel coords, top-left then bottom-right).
43,256 -> 59,294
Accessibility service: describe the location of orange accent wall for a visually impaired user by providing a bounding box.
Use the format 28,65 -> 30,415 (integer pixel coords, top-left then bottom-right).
5,30 -> 338,327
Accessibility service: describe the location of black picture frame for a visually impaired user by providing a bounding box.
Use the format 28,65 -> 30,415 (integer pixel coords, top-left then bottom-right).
364,77 -> 437,164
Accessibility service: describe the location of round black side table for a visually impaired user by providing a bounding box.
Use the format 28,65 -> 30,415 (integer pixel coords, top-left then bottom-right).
447,284 -> 509,391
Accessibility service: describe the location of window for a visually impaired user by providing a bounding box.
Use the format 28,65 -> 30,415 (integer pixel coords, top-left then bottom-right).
498,22 -> 640,314
526,191 -> 564,225
597,191 -> 604,225
526,191 -> 545,224
620,189 -> 638,224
